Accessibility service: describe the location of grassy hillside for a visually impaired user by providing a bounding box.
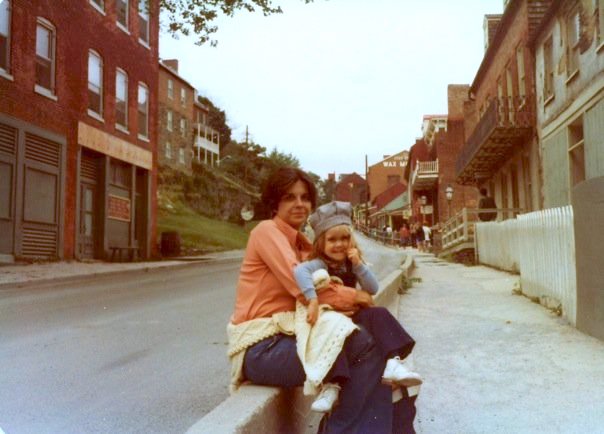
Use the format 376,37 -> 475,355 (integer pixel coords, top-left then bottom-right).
157,169 -> 255,254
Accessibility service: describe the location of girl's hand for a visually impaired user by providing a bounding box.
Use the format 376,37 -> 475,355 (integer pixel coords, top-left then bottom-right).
307,298 -> 319,325
347,248 -> 361,266
354,290 -> 374,308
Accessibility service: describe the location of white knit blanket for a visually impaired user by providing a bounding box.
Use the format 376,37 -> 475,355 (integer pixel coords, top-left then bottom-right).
295,302 -> 358,395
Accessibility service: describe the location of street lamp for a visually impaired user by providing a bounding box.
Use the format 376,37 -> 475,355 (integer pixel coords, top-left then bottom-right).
445,184 -> 454,219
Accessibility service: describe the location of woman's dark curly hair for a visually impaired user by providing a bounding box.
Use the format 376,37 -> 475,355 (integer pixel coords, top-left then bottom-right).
261,167 -> 317,215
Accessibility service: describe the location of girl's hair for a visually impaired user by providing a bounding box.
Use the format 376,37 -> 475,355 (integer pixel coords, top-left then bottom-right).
261,167 -> 317,215
310,224 -> 364,265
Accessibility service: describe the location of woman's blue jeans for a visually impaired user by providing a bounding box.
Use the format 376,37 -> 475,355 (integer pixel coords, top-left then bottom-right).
243,325 -> 394,433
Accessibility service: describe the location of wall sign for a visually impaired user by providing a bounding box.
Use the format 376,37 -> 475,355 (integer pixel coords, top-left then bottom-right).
108,194 -> 131,222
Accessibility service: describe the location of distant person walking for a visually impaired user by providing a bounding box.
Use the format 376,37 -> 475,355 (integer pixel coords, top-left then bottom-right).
421,223 -> 432,252
478,188 -> 498,222
399,224 -> 410,248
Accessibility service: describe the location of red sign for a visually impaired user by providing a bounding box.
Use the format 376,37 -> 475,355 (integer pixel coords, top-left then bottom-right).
108,195 -> 131,222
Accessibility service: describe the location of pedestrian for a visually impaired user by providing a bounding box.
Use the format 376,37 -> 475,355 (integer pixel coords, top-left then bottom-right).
421,223 -> 432,252
227,168 -> 417,433
293,201 -> 422,415
414,222 -> 425,252
386,224 -> 393,245
399,224 -> 410,249
478,188 -> 498,222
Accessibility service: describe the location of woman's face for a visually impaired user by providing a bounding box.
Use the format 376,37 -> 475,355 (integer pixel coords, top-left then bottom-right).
276,180 -> 312,229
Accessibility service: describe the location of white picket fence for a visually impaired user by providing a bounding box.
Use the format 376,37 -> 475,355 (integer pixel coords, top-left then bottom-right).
475,206 -> 577,325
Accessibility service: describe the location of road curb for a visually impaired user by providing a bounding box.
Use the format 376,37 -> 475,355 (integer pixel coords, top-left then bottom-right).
186,255 -> 414,434
0,256 -> 243,291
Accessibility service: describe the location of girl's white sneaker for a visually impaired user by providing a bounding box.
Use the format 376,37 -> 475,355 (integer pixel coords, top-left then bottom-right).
310,383 -> 341,413
382,356 -> 423,387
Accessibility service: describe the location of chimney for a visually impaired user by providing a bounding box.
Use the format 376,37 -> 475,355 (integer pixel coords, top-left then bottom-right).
483,15 -> 503,52
163,59 -> 179,73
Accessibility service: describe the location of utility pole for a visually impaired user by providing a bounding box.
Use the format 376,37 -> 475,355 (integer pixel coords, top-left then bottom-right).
365,154 -> 369,230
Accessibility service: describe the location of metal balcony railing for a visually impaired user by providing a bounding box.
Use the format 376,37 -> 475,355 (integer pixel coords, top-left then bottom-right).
456,95 -> 533,182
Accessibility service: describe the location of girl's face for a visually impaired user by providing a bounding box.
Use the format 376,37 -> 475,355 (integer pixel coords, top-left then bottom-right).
276,180 -> 312,229
323,225 -> 352,262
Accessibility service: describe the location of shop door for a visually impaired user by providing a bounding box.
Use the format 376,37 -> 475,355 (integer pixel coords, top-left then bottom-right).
79,183 -> 96,259
0,123 -> 17,256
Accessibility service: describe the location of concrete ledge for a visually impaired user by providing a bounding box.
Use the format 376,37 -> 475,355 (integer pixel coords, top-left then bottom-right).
187,255 -> 415,434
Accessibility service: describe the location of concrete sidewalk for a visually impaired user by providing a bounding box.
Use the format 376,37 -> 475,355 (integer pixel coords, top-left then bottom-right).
0,250 -> 245,289
404,252 -> 604,434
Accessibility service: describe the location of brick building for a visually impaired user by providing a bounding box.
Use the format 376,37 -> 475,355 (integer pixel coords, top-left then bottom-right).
456,0 -> 552,216
366,150 -> 408,202
193,97 -> 220,166
158,59 -> 194,172
0,0 -> 159,261
333,172 -> 367,206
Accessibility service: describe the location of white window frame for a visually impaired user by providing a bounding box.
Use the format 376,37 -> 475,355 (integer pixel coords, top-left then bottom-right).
543,36 -> 554,104
34,18 -> 57,99
165,141 -> 172,159
115,68 -> 128,131
116,0 -> 129,33
568,117 -> 585,188
598,0 -> 604,50
566,9 -> 580,81
138,82 -> 149,140
0,0 -> 11,78
179,147 -> 185,164
180,87 -> 186,106
89,0 -> 105,15
87,50 -> 103,119
167,110 -> 173,131
180,118 -> 186,137
167,79 -> 173,99
138,0 -> 150,48
516,46 -> 526,99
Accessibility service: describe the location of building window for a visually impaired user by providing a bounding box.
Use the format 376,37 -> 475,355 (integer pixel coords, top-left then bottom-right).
516,46 -> 526,99
138,0 -> 149,45
35,18 -> 56,94
0,0 -> 10,74
568,118 -> 585,187
167,79 -> 173,99
180,118 -> 186,137
566,9 -> 580,78
180,88 -> 186,106
116,0 -> 128,30
138,83 -> 149,139
116,68 -> 128,129
179,148 -> 185,164
165,142 -> 172,159
88,50 -> 103,117
90,0 -> 105,13
543,36 -> 554,102
166,110 -> 173,131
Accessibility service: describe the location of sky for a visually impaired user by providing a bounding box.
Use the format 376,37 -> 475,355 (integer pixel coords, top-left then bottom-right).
159,0 -> 504,179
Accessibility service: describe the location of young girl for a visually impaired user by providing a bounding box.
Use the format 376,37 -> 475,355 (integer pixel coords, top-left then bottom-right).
294,201 -> 422,413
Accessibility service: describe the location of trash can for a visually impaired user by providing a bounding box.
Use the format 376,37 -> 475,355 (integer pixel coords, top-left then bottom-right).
160,231 -> 181,257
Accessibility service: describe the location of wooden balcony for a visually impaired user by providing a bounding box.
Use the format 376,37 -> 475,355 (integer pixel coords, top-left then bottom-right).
411,159 -> 439,190
456,96 -> 534,184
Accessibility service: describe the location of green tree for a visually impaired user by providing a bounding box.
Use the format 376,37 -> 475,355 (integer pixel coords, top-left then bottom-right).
160,0 -> 315,46
266,148 -> 300,169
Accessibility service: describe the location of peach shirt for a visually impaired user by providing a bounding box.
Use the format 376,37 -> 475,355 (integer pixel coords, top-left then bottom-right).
231,216 -> 356,324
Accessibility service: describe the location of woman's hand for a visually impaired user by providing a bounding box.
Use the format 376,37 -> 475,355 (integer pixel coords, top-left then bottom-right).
306,298 -> 319,325
354,290 -> 374,308
347,248 -> 361,266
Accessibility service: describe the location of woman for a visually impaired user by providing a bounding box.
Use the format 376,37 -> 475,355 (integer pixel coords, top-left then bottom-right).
227,167 -> 416,433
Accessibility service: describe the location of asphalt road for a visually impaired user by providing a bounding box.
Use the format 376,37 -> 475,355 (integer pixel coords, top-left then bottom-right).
0,234 -> 405,434
0,259 -> 241,434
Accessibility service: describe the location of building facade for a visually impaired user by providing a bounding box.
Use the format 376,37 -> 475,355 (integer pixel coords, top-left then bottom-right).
158,59 -> 194,172
193,97 -> 220,166
456,0 -> 552,217
532,0 -> 604,208
333,172 -> 367,206
0,0 -> 159,261
366,150 -> 409,202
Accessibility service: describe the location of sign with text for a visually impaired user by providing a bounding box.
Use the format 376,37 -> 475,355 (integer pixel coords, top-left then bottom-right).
108,194 -> 131,222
